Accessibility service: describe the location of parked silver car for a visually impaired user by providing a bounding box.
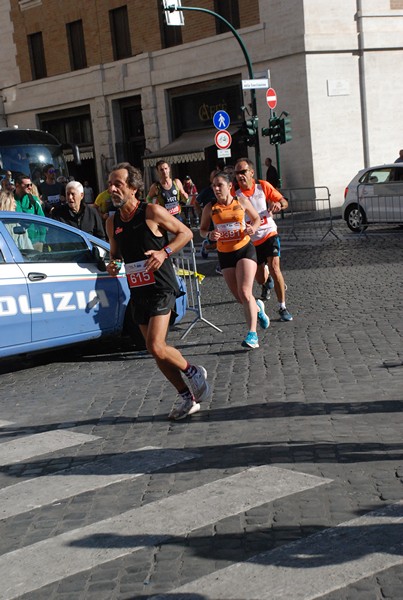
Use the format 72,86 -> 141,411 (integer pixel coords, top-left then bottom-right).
341,163 -> 403,232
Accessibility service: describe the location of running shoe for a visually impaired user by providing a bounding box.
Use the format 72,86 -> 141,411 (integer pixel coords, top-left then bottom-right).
256,299 -> 270,329
215,264 -> 223,275
169,397 -> 201,420
279,307 -> 293,321
241,331 -> 259,349
260,265 -> 274,299
185,365 -> 210,402
201,239 -> 209,259
260,281 -> 271,301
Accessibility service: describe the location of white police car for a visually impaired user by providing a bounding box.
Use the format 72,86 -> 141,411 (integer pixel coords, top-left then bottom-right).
0,212 -> 132,358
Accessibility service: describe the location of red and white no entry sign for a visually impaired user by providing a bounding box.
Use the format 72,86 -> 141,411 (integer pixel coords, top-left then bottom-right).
214,129 -> 232,150
266,87 -> 277,110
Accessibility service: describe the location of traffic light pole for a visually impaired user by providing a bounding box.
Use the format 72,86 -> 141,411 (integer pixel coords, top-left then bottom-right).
269,108 -> 281,188
275,142 -> 282,188
165,3 -> 262,178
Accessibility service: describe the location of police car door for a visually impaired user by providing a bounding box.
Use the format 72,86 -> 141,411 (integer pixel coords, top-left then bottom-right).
5,216 -> 123,344
0,224 -> 31,355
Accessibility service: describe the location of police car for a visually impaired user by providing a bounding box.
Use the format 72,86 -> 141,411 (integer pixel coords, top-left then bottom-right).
0,211 -> 132,358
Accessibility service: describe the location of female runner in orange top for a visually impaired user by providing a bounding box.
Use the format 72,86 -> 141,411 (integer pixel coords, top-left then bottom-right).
199,171 -> 270,349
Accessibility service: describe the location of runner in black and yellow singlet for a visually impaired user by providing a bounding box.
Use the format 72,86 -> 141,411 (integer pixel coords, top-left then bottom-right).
146,160 -> 188,220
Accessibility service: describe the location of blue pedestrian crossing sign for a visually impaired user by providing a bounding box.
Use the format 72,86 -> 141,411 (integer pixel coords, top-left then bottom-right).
213,110 -> 230,130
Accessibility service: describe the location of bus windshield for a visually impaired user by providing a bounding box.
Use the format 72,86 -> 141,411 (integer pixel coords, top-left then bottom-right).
0,129 -> 69,181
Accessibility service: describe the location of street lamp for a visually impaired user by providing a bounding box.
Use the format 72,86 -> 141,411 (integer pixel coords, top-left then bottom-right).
163,2 -> 262,178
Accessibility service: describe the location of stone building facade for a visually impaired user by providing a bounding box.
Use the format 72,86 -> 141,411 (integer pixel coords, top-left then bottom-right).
0,0 -> 402,203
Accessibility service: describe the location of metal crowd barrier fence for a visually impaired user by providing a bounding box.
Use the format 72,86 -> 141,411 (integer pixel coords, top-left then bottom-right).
276,186 -> 339,241
356,182 -> 403,234
174,238 -> 223,339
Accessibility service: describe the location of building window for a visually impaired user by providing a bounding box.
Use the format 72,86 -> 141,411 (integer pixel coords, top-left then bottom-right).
28,32 -> 47,79
116,97 -> 145,166
158,1 -> 183,48
41,112 -> 93,146
66,20 -> 87,70
109,6 -> 132,60
19,0 -> 42,10
214,0 -> 240,33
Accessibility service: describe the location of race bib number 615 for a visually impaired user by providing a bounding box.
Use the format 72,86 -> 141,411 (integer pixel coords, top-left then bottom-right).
125,260 -> 155,288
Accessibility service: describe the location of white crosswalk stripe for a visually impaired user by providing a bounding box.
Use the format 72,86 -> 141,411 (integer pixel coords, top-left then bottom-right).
151,502 -> 403,600
0,465 -> 330,600
0,447 -> 197,519
0,430 -> 99,466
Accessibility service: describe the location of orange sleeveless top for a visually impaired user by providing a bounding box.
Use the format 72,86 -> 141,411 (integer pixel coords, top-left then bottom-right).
211,197 -> 250,253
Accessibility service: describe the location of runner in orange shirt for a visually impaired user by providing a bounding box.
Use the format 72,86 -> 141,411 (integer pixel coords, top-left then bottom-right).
200,171 -> 270,349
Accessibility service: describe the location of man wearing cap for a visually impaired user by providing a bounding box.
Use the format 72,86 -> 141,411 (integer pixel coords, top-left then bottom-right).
38,164 -> 65,215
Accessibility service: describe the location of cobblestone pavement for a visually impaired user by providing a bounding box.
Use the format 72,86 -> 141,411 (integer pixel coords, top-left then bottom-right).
0,225 -> 402,599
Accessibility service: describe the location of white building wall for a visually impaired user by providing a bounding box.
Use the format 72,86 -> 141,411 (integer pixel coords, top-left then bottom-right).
364,49 -> 403,165
301,0 -> 403,205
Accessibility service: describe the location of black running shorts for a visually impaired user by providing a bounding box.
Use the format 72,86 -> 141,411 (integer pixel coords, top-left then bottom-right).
218,241 -> 257,269
255,235 -> 281,264
130,292 -> 178,325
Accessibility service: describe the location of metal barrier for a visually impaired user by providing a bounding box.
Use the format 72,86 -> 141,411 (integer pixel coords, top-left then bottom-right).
356,182 -> 403,233
276,186 -> 339,241
174,239 -> 223,339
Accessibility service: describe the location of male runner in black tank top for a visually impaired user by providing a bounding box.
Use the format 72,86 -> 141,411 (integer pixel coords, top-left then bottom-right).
106,162 -> 210,420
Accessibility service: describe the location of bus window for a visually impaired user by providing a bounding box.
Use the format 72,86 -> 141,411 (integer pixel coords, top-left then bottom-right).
0,129 -> 77,182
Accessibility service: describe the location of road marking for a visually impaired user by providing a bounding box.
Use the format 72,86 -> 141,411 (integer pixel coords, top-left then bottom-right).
0,447 -> 198,520
154,502 -> 403,600
0,466 -> 330,599
0,421 -> 14,428
0,430 -> 99,466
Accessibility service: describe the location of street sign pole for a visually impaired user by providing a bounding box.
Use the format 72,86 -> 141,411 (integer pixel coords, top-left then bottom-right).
163,3 -> 262,178
275,141 -> 282,190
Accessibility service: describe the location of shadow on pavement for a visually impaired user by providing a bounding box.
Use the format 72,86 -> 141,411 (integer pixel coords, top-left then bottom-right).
67,520 -> 403,568
1,399 -> 402,439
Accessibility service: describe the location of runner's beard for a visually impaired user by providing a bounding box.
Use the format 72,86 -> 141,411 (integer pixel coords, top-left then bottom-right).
111,195 -> 127,208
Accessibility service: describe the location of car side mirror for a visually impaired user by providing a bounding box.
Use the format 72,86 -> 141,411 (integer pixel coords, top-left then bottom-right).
13,225 -> 28,234
92,246 -> 107,271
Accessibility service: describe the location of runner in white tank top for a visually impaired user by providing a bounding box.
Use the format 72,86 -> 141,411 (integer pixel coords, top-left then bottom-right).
234,158 -> 293,322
